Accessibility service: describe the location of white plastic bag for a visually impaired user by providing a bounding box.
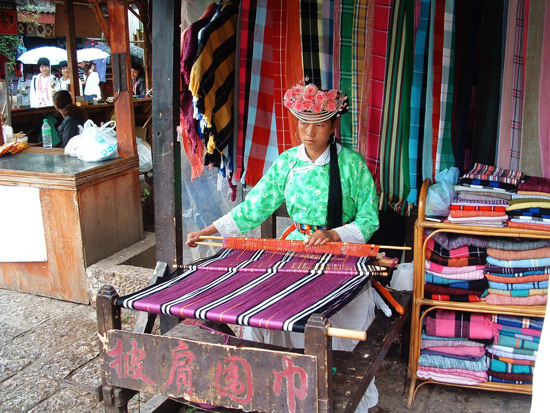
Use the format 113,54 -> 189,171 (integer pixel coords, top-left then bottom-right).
65,119 -> 94,157
425,167 -> 459,217
76,120 -> 118,162
137,138 -> 153,172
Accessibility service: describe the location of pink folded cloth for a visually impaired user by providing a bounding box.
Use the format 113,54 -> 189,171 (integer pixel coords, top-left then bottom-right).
485,294 -> 548,306
423,345 -> 486,357
417,365 -> 487,385
425,260 -> 485,274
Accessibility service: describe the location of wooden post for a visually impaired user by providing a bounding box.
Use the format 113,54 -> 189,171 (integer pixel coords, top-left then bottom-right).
62,0 -> 80,98
152,0 -> 183,285
152,0 -> 182,334
107,0 -> 136,157
96,285 -> 125,412
305,314 -> 333,413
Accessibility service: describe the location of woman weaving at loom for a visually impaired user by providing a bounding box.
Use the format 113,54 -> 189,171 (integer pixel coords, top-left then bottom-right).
187,81 -> 381,411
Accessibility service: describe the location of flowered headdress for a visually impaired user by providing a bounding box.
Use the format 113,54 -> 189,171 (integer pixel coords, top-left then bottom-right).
283,79 -> 349,123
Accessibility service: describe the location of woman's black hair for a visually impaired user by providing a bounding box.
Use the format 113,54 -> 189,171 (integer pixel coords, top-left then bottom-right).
53,90 -> 88,124
58,60 -> 68,68
326,131 -> 343,230
37,57 -> 50,67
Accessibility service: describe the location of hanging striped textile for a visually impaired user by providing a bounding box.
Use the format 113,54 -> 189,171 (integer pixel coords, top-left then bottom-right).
379,0 -> 413,212
300,0 -> 323,86
357,0 -> 375,155
520,0 -> 544,176
285,0 -> 304,150
407,0 -> 430,204
189,1 -> 238,167
116,248 -> 380,333
538,0 -> 550,177
338,0 -> 354,148
241,0 -> 280,186
235,0 -> 257,181
470,0 -> 505,167
497,0 -> 525,171
430,0 -> 444,177
421,0 -> 435,181
349,0 -> 369,151
364,0 -> 392,188
434,0 -> 456,175
321,0 -> 335,89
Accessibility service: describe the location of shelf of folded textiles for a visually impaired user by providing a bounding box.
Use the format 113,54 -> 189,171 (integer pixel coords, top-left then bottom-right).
415,297 -> 547,318
418,220 -> 550,239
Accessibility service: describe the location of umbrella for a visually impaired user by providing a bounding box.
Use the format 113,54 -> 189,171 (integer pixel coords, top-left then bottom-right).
17,46 -> 67,65
77,48 -> 110,62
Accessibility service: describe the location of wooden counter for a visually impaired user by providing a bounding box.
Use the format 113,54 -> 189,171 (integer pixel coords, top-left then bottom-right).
0,149 -> 143,303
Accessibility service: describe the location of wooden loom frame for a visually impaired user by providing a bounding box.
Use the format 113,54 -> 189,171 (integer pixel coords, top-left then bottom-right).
97,259 -> 411,412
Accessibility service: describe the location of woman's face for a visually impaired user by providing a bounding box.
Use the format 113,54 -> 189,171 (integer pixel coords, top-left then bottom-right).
131,68 -> 139,80
61,66 -> 69,78
40,64 -> 50,76
297,118 -> 335,158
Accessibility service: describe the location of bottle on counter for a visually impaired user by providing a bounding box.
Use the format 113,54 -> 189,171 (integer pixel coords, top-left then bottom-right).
42,119 -> 52,150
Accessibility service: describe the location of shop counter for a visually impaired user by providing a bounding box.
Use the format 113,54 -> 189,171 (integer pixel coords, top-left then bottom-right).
0,148 -> 143,303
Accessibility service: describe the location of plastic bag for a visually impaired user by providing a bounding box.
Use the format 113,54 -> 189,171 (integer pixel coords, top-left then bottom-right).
425,167 -> 459,217
76,120 -> 118,162
137,138 -> 153,172
65,120 -> 93,157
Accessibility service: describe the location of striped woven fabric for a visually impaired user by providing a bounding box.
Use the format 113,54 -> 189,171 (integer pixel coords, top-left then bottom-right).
463,163 -> 525,186
407,0 -> 430,204
434,0 -> 455,175
379,0 -> 413,212
364,0 -> 392,186
300,0 -> 323,86
486,273 -> 550,284
426,238 -> 487,259
189,2 -> 238,167
487,370 -> 533,383
429,0 -> 444,177
117,248 -> 380,333
492,314 -> 544,331
338,0 -> 353,148
425,293 -> 482,302
235,0 -> 256,181
350,0 -> 368,150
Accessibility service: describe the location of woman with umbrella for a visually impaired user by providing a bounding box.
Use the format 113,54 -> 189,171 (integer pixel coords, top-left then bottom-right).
30,57 -> 59,108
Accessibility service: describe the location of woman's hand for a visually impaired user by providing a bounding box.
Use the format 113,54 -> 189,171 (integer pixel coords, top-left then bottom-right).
303,229 -> 341,247
185,224 -> 218,248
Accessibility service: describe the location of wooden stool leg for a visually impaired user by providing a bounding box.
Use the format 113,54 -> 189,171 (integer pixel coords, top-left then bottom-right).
406,375 -> 417,408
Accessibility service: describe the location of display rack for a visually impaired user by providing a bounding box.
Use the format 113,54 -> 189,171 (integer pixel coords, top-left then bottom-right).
407,179 -> 548,407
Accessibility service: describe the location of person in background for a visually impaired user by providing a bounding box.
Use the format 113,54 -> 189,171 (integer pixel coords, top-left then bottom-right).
131,62 -> 146,96
82,62 -> 101,101
30,57 -> 58,108
58,60 -> 71,91
53,90 -> 88,148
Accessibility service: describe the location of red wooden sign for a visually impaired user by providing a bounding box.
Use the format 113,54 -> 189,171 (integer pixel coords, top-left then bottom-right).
0,1 -> 17,35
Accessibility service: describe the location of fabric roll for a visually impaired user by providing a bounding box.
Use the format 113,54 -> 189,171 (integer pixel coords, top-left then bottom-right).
423,345 -> 486,357
425,293 -> 483,302
427,230 -> 489,250
486,255 -> 550,268
487,246 -> 550,260
425,271 -> 486,284
518,176 -> 550,193
419,353 -> 487,371
425,260 -> 485,274
426,238 -> 488,259
425,283 -> 487,296
488,357 -> 533,374
421,349 -> 483,362
485,273 -> 550,284
488,369 -> 533,382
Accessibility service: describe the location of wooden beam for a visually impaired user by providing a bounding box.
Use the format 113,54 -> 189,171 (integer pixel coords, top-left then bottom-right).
107,0 -> 136,158
89,0 -> 111,43
63,0 -> 81,98
152,0 -> 183,271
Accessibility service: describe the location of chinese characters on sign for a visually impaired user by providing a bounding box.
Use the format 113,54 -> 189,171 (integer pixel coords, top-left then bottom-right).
106,337 -> 311,411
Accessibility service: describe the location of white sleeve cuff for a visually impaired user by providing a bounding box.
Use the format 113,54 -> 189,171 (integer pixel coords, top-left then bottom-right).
333,223 -> 365,244
213,213 -> 243,237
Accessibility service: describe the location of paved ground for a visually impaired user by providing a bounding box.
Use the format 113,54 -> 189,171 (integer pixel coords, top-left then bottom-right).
0,288 -> 532,413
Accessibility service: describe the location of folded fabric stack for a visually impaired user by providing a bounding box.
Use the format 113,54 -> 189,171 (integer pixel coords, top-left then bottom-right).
449,163 -> 524,227
484,238 -> 550,306
507,176 -> 550,232
486,314 -> 544,384
424,231 -> 489,302
417,309 -> 495,385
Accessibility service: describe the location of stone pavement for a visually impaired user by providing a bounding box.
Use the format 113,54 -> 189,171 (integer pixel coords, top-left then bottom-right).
0,288 -> 532,413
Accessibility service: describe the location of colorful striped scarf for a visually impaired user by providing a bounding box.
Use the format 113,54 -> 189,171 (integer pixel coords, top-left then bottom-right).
378,0 -> 413,212
492,314 -> 544,331
424,309 -> 495,340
